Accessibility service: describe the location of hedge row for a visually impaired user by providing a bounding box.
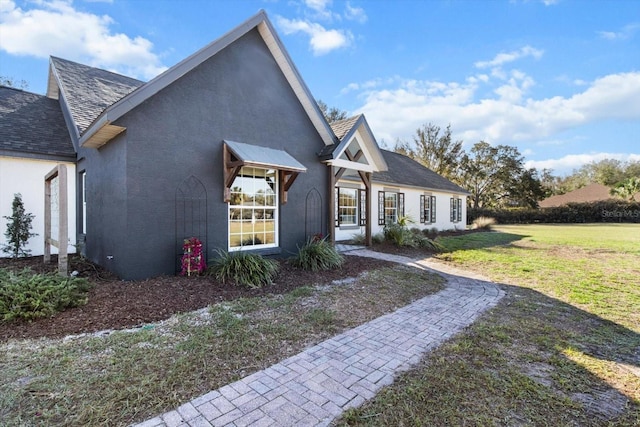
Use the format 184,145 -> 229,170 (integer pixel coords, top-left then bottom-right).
468,200 -> 640,224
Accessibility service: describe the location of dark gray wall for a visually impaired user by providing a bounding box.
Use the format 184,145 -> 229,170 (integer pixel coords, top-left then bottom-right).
77,133 -> 129,277
84,28 -> 329,280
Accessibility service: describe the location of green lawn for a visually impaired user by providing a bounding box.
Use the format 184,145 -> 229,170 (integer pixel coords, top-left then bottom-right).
339,224 -> 640,426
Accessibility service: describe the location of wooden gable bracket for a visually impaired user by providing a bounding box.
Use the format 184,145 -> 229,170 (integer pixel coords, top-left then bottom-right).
345,149 -> 370,188
223,144 -> 243,202
333,149 -> 364,181
279,170 -> 300,205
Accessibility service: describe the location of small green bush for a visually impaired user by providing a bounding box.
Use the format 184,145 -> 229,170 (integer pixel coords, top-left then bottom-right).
350,233 -> 366,245
209,250 -> 279,289
383,223 -> 416,247
0,268 -> 92,321
291,238 -> 344,271
372,232 -> 385,244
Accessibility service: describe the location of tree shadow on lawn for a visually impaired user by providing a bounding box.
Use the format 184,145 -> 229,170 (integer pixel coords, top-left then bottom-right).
460,278 -> 637,423
436,231 -> 528,252
340,277 -> 639,426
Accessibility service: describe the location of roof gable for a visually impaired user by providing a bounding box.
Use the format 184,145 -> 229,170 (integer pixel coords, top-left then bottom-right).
48,57 -> 144,138
0,86 -> 75,160
324,114 -> 387,173
56,10 -> 336,149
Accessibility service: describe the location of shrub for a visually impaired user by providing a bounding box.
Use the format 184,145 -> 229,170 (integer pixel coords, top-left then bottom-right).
350,233 -> 366,245
383,223 -> 416,247
0,268 -> 92,321
2,193 -> 37,258
471,216 -> 497,230
291,237 -> 344,271
372,232 -> 385,244
208,250 -> 279,289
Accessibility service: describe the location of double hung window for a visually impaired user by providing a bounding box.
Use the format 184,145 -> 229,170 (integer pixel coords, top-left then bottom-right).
450,197 -> 463,223
378,191 -> 405,225
228,167 -> 277,250
420,195 -> 437,224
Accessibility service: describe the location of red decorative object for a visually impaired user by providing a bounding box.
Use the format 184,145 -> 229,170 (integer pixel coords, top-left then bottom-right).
181,237 -> 206,276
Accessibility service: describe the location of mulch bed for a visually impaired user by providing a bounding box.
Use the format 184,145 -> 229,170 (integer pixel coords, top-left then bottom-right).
0,254 -> 395,341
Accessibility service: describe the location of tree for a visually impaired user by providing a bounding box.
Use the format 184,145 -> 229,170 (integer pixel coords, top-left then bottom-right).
0,75 -> 29,90
610,177 -> 640,201
2,193 -> 37,258
317,99 -> 348,123
394,123 -> 463,180
459,142 -> 541,209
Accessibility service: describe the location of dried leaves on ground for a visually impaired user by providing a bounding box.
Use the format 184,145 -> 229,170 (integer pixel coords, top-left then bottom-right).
0,254 -> 397,341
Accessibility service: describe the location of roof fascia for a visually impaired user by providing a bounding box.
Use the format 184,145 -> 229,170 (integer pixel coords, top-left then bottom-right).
80,10 -> 337,148
48,58 -> 81,145
339,175 -> 471,195
0,150 -> 76,163
256,18 -> 336,146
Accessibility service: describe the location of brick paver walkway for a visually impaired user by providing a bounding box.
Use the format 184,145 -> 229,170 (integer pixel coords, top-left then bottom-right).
133,250 -> 504,427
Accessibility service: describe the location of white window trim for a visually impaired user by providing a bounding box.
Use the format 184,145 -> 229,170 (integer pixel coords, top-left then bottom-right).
228,167 -> 279,251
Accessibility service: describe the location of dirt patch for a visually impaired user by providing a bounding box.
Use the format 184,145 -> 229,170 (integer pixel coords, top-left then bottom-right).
0,254 -> 397,341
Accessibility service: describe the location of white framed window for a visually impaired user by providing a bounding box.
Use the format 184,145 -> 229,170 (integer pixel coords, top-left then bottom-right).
228,167 -> 277,250
450,197 -> 463,223
378,191 -> 405,225
338,187 -> 358,226
80,171 -> 87,234
420,194 -> 436,224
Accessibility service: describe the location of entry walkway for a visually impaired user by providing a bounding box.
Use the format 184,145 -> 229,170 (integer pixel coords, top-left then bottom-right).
134,250 -> 504,427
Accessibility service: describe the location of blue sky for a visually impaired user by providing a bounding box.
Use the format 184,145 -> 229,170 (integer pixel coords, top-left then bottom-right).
1,0 -> 639,176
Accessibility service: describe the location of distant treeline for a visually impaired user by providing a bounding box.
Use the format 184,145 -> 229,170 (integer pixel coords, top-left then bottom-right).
468,200 -> 640,224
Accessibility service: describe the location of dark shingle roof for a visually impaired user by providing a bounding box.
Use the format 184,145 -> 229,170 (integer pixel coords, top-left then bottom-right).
50,57 -> 144,134
0,86 -> 75,158
374,150 -> 469,194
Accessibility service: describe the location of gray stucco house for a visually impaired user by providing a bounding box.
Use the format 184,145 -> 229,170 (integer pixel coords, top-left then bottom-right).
0,11 -> 468,280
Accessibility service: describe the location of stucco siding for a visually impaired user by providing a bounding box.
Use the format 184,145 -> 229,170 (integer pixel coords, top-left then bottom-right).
334,179 -> 467,242
86,28 -> 329,279
0,156 -> 76,257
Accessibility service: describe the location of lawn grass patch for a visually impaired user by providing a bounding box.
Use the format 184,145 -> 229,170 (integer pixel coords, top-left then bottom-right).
1,264 -> 443,426
336,224 -> 640,426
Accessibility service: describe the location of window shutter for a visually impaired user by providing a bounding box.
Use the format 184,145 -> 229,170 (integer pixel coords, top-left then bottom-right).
399,193 -> 405,217
359,189 -> 367,226
378,191 -> 385,225
450,198 -> 455,222
430,196 -> 437,223
419,195 -> 425,223
335,187 -> 339,227
457,198 -> 463,222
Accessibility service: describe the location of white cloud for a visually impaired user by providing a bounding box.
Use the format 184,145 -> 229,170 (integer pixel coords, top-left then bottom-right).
598,23 -> 640,40
352,71 -> 640,146
474,46 -> 544,69
303,0 -> 335,21
276,16 -> 352,55
0,0 -> 166,80
344,2 -> 367,23
525,153 -> 640,174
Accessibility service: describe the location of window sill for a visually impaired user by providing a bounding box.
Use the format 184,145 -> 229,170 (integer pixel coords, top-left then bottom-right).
229,247 -> 282,256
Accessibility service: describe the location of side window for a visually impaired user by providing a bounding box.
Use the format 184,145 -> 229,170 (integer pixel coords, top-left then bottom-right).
450,197 -> 462,223
378,191 -> 404,225
420,195 -> 436,224
80,171 -> 86,234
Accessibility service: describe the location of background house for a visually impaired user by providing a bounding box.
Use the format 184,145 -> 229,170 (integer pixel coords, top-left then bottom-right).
0,87 -> 77,257
539,183 -> 639,207
1,11 -> 467,280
